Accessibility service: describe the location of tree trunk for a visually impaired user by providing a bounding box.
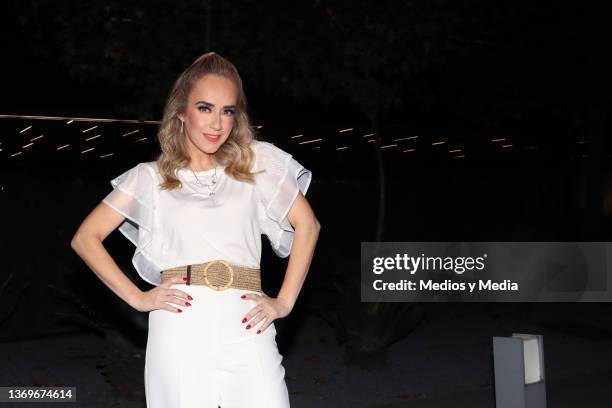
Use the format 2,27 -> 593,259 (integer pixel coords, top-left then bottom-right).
368,115 -> 386,242
582,101 -> 606,240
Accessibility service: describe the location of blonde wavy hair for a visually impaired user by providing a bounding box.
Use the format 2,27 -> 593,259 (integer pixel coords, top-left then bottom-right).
155,52 -> 259,190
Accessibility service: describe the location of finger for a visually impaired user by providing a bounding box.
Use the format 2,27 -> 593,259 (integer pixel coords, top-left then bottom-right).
240,291 -> 264,301
163,290 -> 191,303
160,302 -> 183,313
243,305 -> 263,323
168,288 -> 193,302
162,295 -> 188,308
256,320 -> 271,334
244,310 -> 263,326
246,313 -> 266,330
162,276 -> 187,287
164,294 -> 192,307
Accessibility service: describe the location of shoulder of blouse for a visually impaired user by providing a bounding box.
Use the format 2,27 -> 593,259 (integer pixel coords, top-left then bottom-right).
139,161 -> 162,180
249,139 -> 292,171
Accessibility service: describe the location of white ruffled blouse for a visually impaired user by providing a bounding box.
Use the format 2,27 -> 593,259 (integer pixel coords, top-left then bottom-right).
101,140 -> 312,286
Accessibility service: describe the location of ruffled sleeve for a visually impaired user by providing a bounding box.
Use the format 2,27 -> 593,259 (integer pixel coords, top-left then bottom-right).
252,140 -> 312,257
102,162 -> 161,286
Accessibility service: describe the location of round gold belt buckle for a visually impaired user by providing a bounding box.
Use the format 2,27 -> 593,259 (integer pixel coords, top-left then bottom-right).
203,260 -> 234,291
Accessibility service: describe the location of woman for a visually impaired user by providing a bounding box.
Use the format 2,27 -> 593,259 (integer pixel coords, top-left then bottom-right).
70,52 -> 320,408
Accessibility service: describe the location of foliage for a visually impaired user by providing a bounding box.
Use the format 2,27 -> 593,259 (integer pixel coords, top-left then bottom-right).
308,249 -> 426,369
0,273 -> 30,329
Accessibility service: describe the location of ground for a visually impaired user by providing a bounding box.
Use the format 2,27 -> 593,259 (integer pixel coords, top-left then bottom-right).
1,305 -> 611,407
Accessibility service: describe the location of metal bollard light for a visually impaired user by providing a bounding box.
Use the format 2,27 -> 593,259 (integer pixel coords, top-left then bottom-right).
493,334 -> 547,408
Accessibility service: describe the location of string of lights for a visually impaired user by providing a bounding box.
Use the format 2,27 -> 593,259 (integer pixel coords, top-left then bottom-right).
1,113 -> 577,162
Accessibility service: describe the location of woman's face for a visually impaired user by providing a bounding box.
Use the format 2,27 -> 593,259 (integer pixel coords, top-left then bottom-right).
180,74 -> 238,160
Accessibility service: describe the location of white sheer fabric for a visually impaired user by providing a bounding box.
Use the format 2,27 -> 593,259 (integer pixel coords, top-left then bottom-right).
252,141 -> 312,258
101,140 -> 312,286
102,162 -> 159,285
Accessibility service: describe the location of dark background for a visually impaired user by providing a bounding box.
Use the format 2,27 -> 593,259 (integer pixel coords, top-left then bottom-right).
1,1 -> 611,407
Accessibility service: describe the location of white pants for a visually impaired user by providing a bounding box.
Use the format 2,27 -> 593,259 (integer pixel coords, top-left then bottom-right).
144,284 -> 290,407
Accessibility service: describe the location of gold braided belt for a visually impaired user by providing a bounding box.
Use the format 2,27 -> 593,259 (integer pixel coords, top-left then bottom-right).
160,260 -> 262,293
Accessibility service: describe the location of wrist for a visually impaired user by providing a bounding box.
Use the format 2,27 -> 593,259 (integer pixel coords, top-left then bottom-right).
126,288 -> 144,310
276,296 -> 295,314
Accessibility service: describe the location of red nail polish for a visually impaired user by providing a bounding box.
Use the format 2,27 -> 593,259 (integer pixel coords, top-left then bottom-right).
187,295 -> 193,300
257,330 -> 261,334
182,277 -> 187,282
242,318 -> 247,323
240,295 -> 246,299
186,302 -> 191,306
246,325 -> 251,330
177,309 -> 183,313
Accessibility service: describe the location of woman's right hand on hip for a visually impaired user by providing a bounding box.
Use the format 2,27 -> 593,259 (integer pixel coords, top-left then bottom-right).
132,277 -> 193,313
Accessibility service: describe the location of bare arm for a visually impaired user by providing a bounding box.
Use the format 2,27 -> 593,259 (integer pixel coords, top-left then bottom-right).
278,191 -> 321,310
70,202 -> 145,309
70,202 -> 189,312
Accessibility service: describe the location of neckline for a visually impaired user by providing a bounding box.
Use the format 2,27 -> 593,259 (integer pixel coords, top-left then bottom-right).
178,165 -> 225,177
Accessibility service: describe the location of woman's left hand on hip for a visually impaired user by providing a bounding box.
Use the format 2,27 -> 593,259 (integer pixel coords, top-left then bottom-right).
240,292 -> 292,334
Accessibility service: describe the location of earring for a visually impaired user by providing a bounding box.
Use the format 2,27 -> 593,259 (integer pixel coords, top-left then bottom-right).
180,119 -> 184,134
